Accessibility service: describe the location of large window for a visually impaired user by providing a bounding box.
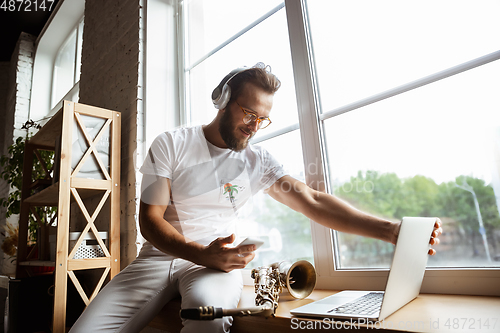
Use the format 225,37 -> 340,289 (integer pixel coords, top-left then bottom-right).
51,17 -> 84,109
179,0 -> 500,294
306,0 -> 500,272
30,0 -> 84,124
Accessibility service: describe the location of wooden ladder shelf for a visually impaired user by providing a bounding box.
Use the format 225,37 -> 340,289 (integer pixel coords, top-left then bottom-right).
16,101 -> 121,332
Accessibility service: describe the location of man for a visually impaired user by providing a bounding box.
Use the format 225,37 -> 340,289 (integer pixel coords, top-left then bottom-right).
70,63 -> 442,332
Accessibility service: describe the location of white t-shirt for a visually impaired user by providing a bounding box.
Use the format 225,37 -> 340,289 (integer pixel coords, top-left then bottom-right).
139,126 -> 287,246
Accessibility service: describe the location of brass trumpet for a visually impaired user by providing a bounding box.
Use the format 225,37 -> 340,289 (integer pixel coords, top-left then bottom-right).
180,260 -> 316,320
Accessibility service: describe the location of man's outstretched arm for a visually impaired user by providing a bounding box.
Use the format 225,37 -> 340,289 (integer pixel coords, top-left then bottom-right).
265,175 -> 441,253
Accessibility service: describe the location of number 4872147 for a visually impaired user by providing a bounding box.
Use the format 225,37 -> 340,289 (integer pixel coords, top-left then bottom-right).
1,0 -> 55,12
444,318 -> 498,330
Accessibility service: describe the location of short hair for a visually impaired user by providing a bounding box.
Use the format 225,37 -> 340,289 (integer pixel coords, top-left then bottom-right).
227,63 -> 281,103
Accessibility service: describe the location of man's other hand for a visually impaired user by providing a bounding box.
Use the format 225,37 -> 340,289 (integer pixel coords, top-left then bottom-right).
428,218 -> 442,255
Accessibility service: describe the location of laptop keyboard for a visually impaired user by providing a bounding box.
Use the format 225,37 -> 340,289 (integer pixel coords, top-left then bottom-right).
327,292 -> 384,316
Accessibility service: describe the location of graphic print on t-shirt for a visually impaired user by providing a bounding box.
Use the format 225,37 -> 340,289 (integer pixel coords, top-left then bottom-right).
223,183 -> 238,207
219,172 -> 249,211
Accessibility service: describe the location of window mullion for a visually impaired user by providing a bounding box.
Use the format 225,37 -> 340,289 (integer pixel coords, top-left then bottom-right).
73,27 -> 78,86
185,2 -> 285,73
251,123 -> 299,144
284,0 -> 325,190
177,0 -> 188,126
320,50 -> 500,122
284,0 -> 334,278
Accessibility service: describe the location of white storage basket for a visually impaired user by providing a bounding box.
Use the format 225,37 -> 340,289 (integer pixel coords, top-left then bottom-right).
50,231 -> 108,261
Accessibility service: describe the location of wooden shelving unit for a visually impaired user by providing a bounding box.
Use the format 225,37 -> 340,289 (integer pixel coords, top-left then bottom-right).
16,101 -> 121,332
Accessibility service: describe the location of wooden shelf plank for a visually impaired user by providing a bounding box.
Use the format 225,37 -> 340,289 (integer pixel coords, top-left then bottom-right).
68,257 -> 111,271
75,102 -> 117,119
19,260 -> 56,267
71,178 -> 112,190
23,180 -> 113,206
24,182 -> 59,206
28,107 -> 63,148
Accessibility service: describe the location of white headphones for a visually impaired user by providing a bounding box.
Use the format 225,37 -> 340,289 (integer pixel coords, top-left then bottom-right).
211,66 -> 249,110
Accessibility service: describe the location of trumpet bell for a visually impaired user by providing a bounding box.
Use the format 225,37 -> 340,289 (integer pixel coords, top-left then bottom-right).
272,260 -> 316,299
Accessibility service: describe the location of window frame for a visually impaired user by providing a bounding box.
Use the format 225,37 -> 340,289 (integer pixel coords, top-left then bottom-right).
50,17 -> 84,114
30,0 -> 84,125
174,0 -> 500,296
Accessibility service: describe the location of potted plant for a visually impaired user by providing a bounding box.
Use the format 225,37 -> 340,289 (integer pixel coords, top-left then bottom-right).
0,121 -> 57,273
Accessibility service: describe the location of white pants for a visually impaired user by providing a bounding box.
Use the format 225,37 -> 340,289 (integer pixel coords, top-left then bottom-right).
69,244 -> 243,332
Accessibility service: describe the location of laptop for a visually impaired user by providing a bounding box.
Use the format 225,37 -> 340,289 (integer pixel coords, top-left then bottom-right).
290,217 -> 436,322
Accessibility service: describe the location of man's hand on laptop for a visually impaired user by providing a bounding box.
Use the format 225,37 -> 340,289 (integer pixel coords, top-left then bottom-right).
428,218 -> 442,255
392,218 -> 442,255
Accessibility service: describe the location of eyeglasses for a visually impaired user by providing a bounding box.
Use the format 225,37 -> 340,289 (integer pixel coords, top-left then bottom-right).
236,102 -> 272,129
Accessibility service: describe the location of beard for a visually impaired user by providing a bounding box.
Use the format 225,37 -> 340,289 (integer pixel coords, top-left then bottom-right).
219,108 -> 254,152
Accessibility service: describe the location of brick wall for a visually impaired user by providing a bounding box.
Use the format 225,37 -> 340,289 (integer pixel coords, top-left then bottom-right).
0,32 -> 35,273
1,33 -> 34,154
78,0 -> 143,268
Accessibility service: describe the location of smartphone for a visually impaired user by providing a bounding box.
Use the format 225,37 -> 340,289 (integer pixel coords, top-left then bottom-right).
236,237 -> 264,251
